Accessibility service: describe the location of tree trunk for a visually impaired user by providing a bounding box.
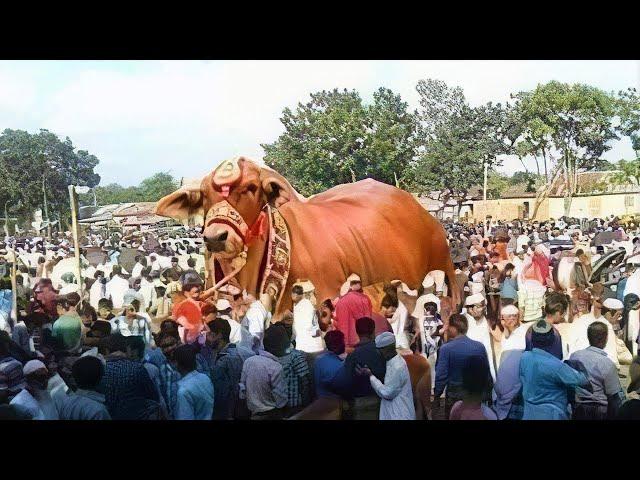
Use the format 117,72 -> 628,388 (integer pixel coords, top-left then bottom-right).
532,165 -> 562,220
3,202 -> 9,237
542,149 -> 548,182
564,195 -> 573,218
38,175 -> 51,238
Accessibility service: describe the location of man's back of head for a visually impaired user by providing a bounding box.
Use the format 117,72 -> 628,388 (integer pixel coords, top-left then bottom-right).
355,317 -> 375,341
448,313 -> 468,338
174,344 -> 197,375
72,356 -> 105,390
208,318 -> 231,345
106,333 -> 128,356
587,321 -> 608,350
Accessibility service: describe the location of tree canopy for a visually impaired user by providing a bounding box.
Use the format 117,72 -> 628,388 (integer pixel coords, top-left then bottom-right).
84,172 -> 178,206
403,79 -> 509,205
510,81 -> 619,214
0,128 -> 100,227
262,88 -> 417,196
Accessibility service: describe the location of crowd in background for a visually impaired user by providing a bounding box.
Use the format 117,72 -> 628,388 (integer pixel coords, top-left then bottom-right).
1,214 -> 640,420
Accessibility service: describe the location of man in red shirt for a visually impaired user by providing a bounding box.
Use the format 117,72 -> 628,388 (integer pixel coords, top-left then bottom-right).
334,279 -> 373,351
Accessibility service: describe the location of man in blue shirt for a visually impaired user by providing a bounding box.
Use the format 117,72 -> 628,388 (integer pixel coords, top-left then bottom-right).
98,333 -> 161,420
175,344 -> 214,420
337,317 -> 387,420
207,319 -> 255,420
57,356 -> 111,420
434,313 -> 490,419
519,319 -> 591,420
492,348 -> 525,420
569,321 -> 625,419
524,291 -> 567,360
314,330 -> 345,398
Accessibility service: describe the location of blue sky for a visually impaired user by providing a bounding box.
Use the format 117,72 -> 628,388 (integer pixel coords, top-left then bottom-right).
0,60 -> 638,186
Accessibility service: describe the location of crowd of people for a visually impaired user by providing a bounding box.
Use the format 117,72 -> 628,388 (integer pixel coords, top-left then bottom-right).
1,214 -> 639,421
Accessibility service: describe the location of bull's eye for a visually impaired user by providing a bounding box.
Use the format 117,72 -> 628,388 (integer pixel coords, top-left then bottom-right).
246,184 -> 258,194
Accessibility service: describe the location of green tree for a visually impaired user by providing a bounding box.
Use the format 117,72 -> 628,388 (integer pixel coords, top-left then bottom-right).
262,87 -> 417,196
91,184 -> 141,205
87,172 -> 178,206
138,172 -> 179,202
0,129 -> 100,231
405,79 -> 508,214
617,87 -> 640,156
486,170 -> 510,199
511,81 -> 619,216
509,171 -> 541,192
609,158 -> 640,187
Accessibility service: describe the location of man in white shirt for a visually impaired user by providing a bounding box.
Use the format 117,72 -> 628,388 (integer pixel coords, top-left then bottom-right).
463,293 -> 497,381
356,332 -> 415,420
105,265 -> 130,310
241,294 -> 271,350
511,249 -> 526,277
291,285 -> 323,354
216,298 -> 251,347
89,271 -> 107,310
131,256 -> 146,279
96,257 -> 114,278
569,298 -> 621,367
499,304 -> 528,363
10,360 -> 59,420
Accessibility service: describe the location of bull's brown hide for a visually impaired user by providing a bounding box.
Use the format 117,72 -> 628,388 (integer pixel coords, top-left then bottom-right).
156,157 -> 460,315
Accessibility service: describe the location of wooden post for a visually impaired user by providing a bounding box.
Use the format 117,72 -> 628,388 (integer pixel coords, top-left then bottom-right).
68,186 -> 84,306
483,162 -> 488,202
10,251 -> 18,331
204,248 -> 212,289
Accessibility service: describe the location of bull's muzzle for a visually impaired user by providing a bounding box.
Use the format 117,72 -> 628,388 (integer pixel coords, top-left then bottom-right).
205,231 -> 229,252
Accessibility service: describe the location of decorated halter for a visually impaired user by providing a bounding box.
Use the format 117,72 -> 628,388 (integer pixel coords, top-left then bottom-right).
206,158 -> 268,245
205,157 -> 292,308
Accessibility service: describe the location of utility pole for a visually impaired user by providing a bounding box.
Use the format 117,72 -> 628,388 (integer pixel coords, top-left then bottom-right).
68,185 -> 85,306
43,174 -> 51,239
10,253 -> 17,331
483,162 -> 488,202
3,200 -> 9,238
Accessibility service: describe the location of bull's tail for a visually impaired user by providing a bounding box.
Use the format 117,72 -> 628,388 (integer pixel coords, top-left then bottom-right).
445,263 -> 462,312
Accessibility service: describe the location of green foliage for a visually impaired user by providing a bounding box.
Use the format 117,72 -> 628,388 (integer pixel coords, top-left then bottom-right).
486,170 -> 510,199
86,172 -> 178,206
261,87 -> 417,196
509,171 -> 542,192
617,88 -> 640,155
0,129 -> 100,225
511,81 -> 619,196
609,158 -> 640,187
404,79 -> 508,201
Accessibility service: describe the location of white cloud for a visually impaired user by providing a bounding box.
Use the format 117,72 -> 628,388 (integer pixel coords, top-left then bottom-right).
0,60 -> 637,185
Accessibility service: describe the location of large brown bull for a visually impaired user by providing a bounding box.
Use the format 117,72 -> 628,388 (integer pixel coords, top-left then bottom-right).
155,156 -> 459,315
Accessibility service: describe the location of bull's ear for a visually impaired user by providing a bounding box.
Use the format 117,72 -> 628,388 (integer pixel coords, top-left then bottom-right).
260,170 -> 300,208
155,188 -> 204,220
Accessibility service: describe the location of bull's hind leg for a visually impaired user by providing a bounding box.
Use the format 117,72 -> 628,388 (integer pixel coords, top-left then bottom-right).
445,264 -> 461,312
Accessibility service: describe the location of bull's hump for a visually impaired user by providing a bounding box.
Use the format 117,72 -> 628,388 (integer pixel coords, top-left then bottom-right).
307,178 -> 408,204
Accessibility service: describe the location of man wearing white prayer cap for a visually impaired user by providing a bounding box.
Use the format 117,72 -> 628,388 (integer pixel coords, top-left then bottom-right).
355,332 -> 415,420
339,273 -> 361,297
10,360 -> 60,420
426,270 -> 446,297
499,305 -> 528,358
568,295 -> 620,367
422,274 -> 435,292
463,293 -> 497,381
216,297 -> 251,346
603,298 -> 624,311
